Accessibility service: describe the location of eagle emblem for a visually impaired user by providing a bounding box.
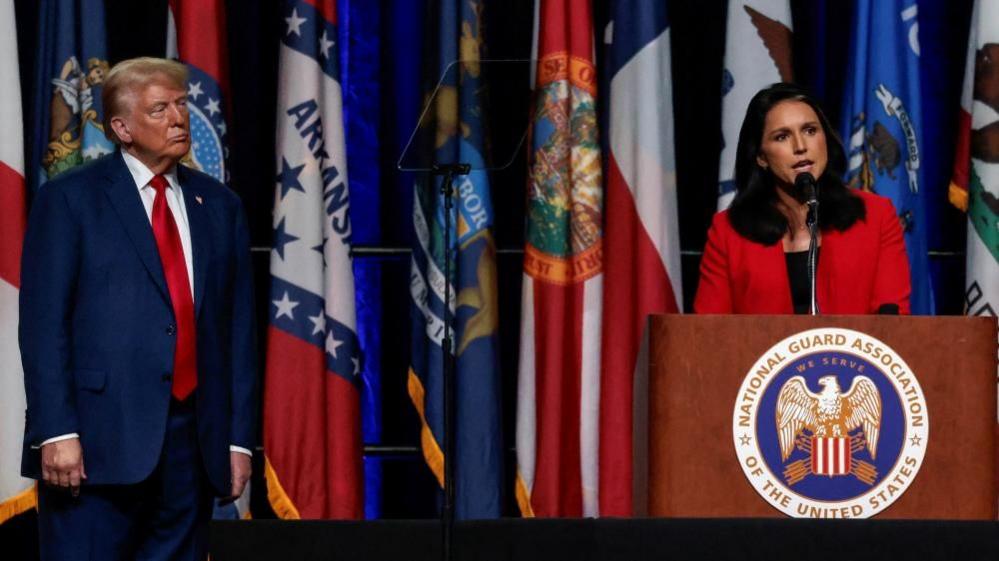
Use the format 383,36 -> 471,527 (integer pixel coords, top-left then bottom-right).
776,375 -> 882,485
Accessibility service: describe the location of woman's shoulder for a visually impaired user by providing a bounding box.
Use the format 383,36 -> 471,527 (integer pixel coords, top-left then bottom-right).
709,208 -> 735,230
851,189 -> 896,217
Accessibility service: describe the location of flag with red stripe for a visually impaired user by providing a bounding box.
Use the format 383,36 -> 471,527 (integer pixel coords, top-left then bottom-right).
167,0 -> 231,185
0,0 -> 33,524
950,0 -> 998,317
599,0 -> 683,517
811,437 -> 851,476
264,0 -> 363,519
516,0 -> 603,517
167,0 -> 246,517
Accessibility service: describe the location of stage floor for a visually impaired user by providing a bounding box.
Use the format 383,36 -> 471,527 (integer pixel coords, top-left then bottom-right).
210,517 -> 999,561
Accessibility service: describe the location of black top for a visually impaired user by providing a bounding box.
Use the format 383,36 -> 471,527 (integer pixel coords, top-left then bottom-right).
786,249 -> 820,314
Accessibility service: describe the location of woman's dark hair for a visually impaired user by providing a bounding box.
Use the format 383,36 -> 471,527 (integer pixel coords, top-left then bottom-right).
728,82 -> 865,245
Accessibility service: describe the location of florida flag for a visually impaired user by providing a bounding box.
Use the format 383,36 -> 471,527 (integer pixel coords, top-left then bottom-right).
516,0 -> 604,518
263,0 -> 363,519
600,0 -> 683,517
0,0 -> 32,524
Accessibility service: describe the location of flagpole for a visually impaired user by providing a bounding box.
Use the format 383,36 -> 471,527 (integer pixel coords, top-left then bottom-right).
432,162 -> 470,561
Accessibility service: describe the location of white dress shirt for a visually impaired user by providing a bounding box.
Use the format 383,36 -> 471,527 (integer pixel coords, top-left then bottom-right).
41,152 -> 251,458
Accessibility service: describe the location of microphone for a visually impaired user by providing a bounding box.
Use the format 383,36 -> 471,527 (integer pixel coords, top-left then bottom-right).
795,172 -> 818,207
795,172 -> 821,315
877,303 -> 900,315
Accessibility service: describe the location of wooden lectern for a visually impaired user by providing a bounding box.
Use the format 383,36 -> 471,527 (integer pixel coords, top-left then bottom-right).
647,315 -> 998,519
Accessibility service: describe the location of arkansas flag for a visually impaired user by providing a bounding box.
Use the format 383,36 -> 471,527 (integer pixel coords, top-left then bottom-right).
516,0 -> 604,517
166,0 -> 230,184
600,0 -> 683,517
0,0 -> 33,524
263,0 -> 363,519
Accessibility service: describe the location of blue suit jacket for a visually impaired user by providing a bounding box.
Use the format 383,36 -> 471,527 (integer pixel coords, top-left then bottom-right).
20,151 -> 258,495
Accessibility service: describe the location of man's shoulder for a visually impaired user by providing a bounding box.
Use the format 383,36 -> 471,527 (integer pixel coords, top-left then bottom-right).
177,164 -> 241,208
43,153 -> 121,193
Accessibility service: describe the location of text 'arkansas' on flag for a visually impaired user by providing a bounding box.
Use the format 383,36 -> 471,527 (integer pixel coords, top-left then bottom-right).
264,0 -> 363,520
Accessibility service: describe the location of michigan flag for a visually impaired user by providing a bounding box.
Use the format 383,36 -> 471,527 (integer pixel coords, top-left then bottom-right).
950,0 -> 998,317
406,0 -> 504,520
0,0 -> 32,525
841,0 -> 933,314
264,0 -> 363,519
29,0 -> 112,192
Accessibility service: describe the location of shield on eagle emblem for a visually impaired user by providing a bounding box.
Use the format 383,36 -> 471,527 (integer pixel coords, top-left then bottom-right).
777,375 -> 882,483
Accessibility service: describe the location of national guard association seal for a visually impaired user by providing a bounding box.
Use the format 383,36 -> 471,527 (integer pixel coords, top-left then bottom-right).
732,328 -> 928,518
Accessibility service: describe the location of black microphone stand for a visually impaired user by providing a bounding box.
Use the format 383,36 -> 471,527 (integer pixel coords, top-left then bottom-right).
806,190 -> 820,315
431,162 -> 470,561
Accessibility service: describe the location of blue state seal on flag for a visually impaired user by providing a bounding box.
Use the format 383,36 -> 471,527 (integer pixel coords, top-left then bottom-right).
181,66 -> 227,183
732,328 -> 928,518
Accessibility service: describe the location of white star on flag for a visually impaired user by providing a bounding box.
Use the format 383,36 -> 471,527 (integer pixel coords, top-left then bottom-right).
217,121 -> 226,136
326,331 -> 344,359
285,8 -> 306,36
273,291 -> 299,319
205,97 -> 221,117
308,311 -> 326,335
319,31 -> 334,59
188,81 -> 204,101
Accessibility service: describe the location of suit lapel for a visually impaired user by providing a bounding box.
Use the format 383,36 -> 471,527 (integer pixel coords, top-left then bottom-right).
178,165 -> 211,318
103,152 -> 171,304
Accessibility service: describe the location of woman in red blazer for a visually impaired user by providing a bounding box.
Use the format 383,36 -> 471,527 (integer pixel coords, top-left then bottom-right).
694,83 -> 911,315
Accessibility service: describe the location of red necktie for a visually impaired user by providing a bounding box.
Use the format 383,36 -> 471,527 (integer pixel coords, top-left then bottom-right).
150,175 -> 197,400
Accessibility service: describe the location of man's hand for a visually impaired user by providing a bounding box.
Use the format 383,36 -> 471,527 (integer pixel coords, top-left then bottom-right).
230,451 -> 251,499
41,438 -> 86,496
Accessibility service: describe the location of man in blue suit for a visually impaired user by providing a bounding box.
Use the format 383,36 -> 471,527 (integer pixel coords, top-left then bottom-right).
20,57 -> 257,561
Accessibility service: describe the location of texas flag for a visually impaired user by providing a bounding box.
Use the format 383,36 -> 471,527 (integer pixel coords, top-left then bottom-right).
600,0 -> 683,517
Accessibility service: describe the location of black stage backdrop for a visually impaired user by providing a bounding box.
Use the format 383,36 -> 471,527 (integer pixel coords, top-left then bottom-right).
4,1 -> 975,552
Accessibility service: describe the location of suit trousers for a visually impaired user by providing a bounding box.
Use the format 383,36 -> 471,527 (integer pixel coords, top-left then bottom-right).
38,398 -> 214,561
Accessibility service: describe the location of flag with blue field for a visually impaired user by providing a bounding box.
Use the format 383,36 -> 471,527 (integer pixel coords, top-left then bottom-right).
841,0 -> 934,314
407,0 -> 503,520
29,0 -> 113,192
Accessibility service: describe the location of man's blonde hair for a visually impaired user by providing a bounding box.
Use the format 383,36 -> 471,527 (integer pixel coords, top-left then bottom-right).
101,57 -> 188,144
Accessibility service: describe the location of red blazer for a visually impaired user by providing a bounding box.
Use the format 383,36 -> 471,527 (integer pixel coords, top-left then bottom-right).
694,190 -> 911,315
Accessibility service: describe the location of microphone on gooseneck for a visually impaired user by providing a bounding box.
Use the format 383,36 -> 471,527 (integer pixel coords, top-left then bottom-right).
795,172 -> 818,207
